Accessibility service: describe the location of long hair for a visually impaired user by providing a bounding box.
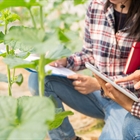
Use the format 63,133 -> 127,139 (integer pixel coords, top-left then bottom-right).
105,0 -> 140,41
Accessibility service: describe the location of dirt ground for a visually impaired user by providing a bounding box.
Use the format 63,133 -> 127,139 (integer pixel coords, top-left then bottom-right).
0,58 -> 102,140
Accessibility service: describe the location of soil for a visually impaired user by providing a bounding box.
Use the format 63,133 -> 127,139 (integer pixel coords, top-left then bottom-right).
0,58 -> 102,140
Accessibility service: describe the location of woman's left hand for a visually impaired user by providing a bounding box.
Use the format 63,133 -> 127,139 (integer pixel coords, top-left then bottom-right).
94,74 -> 134,112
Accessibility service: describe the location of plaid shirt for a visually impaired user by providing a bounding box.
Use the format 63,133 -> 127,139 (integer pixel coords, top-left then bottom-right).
66,0 -> 140,118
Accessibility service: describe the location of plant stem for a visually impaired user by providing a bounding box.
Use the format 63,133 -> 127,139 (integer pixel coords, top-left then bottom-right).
38,54 -> 45,97
28,8 -> 36,28
7,65 -> 12,96
40,6 -> 44,30
5,22 -> 12,96
37,6 -> 46,97
12,68 -> 15,85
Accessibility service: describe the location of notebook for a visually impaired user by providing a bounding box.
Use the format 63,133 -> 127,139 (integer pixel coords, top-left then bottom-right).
124,42 -> 140,74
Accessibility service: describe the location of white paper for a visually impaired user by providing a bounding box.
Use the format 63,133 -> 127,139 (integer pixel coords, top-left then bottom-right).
45,65 -> 75,77
25,54 -> 76,77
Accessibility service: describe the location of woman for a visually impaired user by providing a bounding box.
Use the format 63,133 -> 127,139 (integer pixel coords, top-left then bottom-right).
28,0 -> 140,139
95,70 -> 140,139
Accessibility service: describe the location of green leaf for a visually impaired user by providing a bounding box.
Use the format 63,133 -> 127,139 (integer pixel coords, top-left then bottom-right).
46,45 -> 71,60
0,73 -> 7,82
3,56 -> 37,69
14,74 -> 23,86
47,111 -> 74,130
37,0 -> 48,6
4,26 -> 71,58
65,31 -> 83,52
0,0 -> 39,10
58,29 -> 70,43
0,10 -> 20,25
55,108 -> 63,114
74,0 -> 87,5
0,31 -> 4,43
48,95 -> 58,107
0,50 -> 15,57
0,96 -> 55,139
0,52 -> 6,57
16,52 -> 30,59
4,26 -> 47,53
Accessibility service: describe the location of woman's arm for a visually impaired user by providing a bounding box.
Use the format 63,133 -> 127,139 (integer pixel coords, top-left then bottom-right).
95,70 -> 140,118
95,75 -> 134,112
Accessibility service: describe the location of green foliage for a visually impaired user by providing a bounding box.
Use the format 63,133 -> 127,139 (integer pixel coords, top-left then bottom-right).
0,31 -> 4,43
0,0 -> 87,10
4,26 -> 71,55
0,9 -> 20,25
0,0 -> 40,10
0,96 -> 55,139
74,0 -> 87,6
3,56 -> 36,69
4,26 -> 47,52
47,110 -> 74,130
0,0 -> 88,138
13,73 -> 23,86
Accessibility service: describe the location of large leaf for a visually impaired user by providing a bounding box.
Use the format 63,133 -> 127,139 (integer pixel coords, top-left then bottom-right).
4,26 -> 71,57
46,45 -> 71,60
0,96 -> 55,139
3,56 -> 37,69
0,73 -> 7,82
4,26 -> 46,51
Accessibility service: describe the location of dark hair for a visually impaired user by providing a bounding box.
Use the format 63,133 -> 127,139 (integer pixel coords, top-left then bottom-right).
105,0 -> 140,41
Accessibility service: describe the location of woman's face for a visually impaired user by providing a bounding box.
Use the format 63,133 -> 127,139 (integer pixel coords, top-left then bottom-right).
109,0 -> 129,5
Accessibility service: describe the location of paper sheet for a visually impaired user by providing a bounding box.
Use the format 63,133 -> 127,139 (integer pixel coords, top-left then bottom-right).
45,65 -> 75,77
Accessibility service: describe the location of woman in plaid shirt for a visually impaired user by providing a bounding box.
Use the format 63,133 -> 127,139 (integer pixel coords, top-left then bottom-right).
95,70 -> 140,139
28,0 -> 140,139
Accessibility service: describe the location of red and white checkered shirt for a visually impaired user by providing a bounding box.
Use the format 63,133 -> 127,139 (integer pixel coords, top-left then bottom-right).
66,0 -> 140,118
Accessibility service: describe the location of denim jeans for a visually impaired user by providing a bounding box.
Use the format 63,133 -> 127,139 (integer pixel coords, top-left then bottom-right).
123,113 -> 140,140
28,73 -> 129,140
28,72 -> 39,96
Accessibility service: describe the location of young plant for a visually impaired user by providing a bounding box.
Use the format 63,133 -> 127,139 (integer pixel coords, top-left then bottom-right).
0,0 -> 87,139
0,3 -> 70,140
0,8 -> 56,140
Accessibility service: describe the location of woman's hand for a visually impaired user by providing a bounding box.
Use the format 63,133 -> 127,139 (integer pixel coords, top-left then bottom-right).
115,70 -> 140,90
94,74 -> 110,97
67,74 -> 101,94
49,57 -> 67,67
94,75 -> 134,112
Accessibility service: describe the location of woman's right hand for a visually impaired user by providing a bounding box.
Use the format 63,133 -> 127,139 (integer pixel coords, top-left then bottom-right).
49,57 -> 67,67
115,70 -> 140,90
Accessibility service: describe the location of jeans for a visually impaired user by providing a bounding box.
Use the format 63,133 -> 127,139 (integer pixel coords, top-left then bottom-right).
28,73 -> 128,140
28,72 -> 39,96
123,113 -> 140,140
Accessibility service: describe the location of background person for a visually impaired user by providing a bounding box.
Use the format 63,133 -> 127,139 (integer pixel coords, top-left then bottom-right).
29,0 -> 140,139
